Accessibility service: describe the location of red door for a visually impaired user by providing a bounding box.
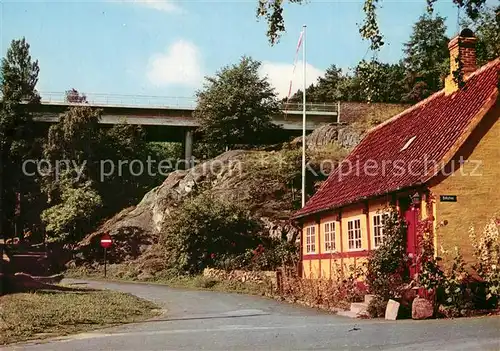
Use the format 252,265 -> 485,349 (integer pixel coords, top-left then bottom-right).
400,197 -> 419,278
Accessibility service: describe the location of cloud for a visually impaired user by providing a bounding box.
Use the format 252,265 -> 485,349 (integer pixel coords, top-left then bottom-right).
118,0 -> 182,13
147,40 -> 203,87
259,61 -> 324,99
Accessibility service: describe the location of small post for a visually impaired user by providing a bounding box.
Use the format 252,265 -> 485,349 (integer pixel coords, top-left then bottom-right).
100,233 -> 112,278
104,247 -> 107,278
337,101 -> 341,124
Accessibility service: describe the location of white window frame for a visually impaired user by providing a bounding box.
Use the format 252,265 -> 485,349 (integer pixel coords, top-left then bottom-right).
323,221 -> 336,253
305,225 -> 316,253
347,218 -> 363,251
372,212 -> 389,249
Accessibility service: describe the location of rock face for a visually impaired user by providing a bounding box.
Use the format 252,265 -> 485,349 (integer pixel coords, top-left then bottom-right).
292,123 -> 363,150
337,126 -> 363,149
76,150 -> 301,264
412,297 -> 434,320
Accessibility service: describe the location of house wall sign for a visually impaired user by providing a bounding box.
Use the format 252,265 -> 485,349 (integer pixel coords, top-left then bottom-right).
440,195 -> 457,202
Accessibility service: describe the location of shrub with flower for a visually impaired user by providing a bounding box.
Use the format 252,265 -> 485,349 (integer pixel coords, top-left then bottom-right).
469,217 -> 500,302
366,207 -> 410,300
416,216 -> 444,293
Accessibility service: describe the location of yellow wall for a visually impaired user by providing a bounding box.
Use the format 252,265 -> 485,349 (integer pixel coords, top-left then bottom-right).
301,197 -> 390,278
302,259 -> 321,279
429,103 -> 499,263
302,257 -> 369,279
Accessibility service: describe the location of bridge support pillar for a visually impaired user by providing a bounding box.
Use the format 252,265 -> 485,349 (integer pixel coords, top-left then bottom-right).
184,128 -> 194,169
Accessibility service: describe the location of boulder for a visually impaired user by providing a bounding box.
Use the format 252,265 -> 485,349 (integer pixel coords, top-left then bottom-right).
385,299 -> 400,320
412,297 -> 434,320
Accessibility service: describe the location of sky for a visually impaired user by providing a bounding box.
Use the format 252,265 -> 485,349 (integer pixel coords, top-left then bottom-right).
0,0 -> 490,100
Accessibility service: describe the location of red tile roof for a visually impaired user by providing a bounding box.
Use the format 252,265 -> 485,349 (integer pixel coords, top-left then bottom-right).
295,59 -> 500,219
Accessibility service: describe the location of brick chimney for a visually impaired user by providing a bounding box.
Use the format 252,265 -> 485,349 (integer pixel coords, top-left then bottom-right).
444,28 -> 478,95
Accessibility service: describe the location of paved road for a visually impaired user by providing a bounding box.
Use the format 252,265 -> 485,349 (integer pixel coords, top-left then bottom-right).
5,279 -> 500,351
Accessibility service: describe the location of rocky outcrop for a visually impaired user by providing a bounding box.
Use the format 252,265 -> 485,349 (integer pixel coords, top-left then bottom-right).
76,150 -> 301,263
337,125 -> 363,149
292,123 -> 362,151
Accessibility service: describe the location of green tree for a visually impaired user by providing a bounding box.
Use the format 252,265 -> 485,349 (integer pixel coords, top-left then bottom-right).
40,177 -> 102,243
462,6 -> 500,66
40,105 -> 103,242
286,84 -> 318,103
41,95 -> 175,243
0,38 -> 41,238
378,62 -> 408,103
403,14 -> 449,102
194,56 -> 281,155
162,193 -> 261,274
288,61 -> 408,103
96,122 -> 165,210
313,64 -> 346,102
257,0 -> 487,46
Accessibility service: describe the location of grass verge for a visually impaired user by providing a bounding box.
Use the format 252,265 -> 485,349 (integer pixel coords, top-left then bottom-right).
66,266 -> 271,296
0,286 -> 160,345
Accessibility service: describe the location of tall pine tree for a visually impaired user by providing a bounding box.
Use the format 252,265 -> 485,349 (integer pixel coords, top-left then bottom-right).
403,14 -> 449,102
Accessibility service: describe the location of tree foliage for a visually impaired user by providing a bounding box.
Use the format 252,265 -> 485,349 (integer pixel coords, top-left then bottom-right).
40,177 -> 102,243
0,38 -> 41,236
257,0 -> 488,46
161,193 -> 262,274
462,6 -> 500,66
403,14 -> 450,102
194,56 -> 281,155
258,1 -> 493,104
288,61 -> 408,104
41,97 -> 173,243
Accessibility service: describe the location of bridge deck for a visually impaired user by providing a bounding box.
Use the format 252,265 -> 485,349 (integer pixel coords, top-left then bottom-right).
37,91 -> 340,115
4,92 -> 341,130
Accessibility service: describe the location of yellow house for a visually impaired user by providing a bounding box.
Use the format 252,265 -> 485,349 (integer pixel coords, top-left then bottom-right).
293,29 -> 500,279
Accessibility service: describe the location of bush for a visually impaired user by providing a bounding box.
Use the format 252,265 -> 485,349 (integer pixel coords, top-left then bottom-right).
161,193 -> 262,274
366,208 -> 410,299
367,295 -> 388,318
279,264 -> 366,310
213,239 -> 299,272
469,217 -> 500,304
192,276 -> 218,289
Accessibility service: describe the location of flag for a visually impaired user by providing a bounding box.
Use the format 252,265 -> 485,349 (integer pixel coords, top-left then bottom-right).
285,30 -> 304,116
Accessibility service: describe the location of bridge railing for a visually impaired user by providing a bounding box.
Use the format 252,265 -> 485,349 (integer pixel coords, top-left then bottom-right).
2,91 -> 340,113
281,102 -> 339,113
40,92 -> 198,109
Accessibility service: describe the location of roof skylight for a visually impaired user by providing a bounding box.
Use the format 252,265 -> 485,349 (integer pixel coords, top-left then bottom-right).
400,136 -> 416,151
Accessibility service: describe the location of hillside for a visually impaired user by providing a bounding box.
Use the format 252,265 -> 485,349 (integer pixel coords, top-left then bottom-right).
71,104 -> 408,276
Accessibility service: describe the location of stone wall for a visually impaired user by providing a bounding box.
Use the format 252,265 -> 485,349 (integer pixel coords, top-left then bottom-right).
203,268 -> 277,286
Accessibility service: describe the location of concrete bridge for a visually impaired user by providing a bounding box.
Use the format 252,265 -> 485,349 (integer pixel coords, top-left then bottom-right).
20,92 -> 341,163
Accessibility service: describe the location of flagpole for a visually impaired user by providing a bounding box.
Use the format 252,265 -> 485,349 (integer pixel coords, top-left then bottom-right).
301,24 -> 307,208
